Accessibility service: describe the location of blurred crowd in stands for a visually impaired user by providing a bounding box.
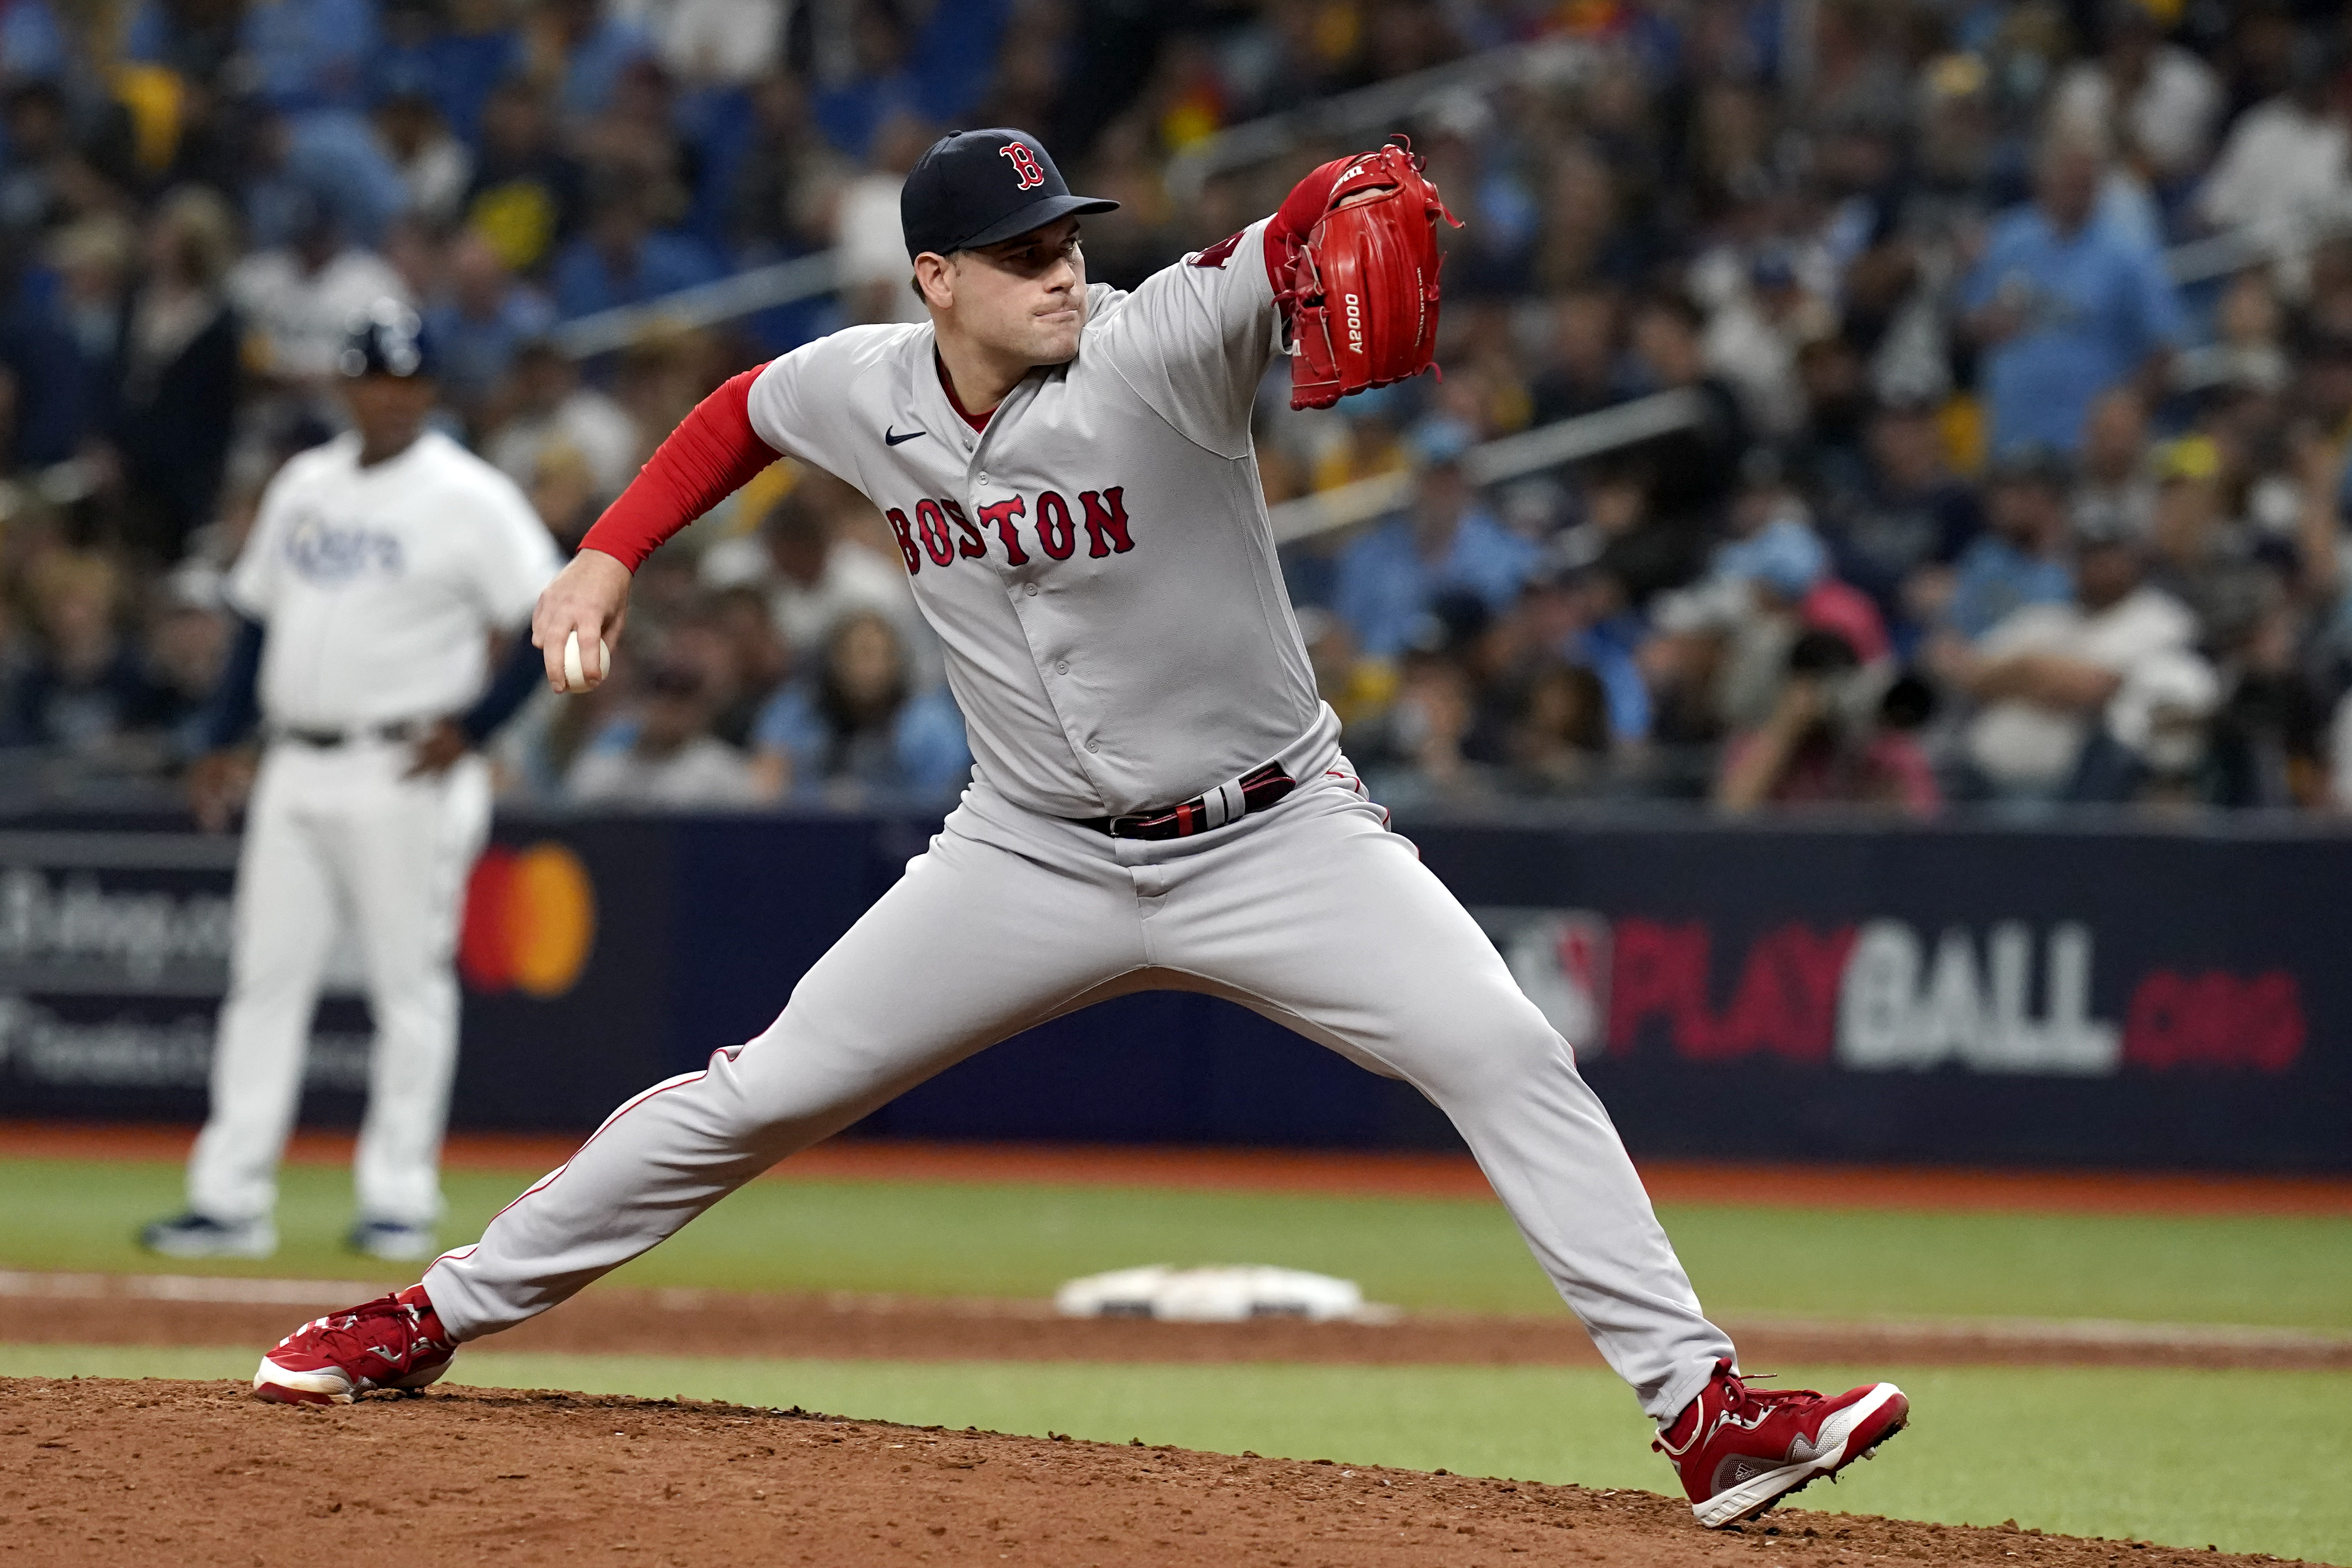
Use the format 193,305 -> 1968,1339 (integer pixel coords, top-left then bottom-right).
6,0 -> 2352,817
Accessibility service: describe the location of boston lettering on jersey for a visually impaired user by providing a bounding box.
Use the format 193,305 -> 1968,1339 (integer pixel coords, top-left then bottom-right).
884,486 -> 1134,574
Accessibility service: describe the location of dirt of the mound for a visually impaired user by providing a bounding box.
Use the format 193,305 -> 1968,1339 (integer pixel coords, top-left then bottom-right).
9,1277 -> 2345,1372
0,1377 -> 2308,1568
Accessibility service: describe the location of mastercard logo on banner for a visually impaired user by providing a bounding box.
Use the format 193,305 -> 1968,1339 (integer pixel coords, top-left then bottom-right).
459,842 -> 596,997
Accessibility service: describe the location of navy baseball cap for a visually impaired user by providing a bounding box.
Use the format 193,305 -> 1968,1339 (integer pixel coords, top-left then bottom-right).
900,128 -> 1118,260
338,299 -> 437,379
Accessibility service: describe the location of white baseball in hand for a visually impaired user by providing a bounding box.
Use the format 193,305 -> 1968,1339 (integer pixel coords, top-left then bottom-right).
561,630 -> 610,693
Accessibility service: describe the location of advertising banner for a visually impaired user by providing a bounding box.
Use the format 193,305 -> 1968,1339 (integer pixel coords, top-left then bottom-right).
0,828 -> 377,1123
1409,821 -> 2352,1169
7,810 -> 2346,1170
0,818 -> 675,1132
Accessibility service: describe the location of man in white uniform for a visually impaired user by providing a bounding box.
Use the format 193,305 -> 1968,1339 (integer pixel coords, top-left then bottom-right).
144,303 -> 563,1264
252,134 -> 1908,1530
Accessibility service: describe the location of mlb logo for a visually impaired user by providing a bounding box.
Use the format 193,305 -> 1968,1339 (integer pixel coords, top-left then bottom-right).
1473,909 -> 1613,1059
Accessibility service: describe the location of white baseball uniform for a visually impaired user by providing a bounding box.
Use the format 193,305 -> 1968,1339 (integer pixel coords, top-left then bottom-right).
426,222 -> 1736,1420
187,429 -> 562,1231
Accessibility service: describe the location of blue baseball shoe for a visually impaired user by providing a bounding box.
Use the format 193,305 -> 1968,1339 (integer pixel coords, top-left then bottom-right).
141,1211 -> 276,1259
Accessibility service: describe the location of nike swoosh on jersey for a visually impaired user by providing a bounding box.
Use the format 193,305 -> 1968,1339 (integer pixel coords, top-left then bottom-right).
885,426 -> 927,446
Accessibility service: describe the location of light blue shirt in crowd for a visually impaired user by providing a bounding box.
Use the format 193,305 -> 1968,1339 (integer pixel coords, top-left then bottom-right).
553,231 -> 725,320
751,682 -> 972,803
555,15 -> 653,121
0,0 -> 69,82
1959,205 -> 2185,456
128,0 -> 377,111
1332,506 -> 1541,659
426,288 -> 558,408
1943,536 -> 2074,642
1571,618 -> 1652,744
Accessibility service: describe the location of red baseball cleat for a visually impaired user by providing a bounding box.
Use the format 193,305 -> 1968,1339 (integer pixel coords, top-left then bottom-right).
1655,1360 -> 1908,1528
252,1284 -> 455,1405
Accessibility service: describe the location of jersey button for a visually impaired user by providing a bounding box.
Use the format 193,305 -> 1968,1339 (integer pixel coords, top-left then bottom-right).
1085,739 -> 1100,753
1024,582 -> 1039,597
1056,660 -> 1069,674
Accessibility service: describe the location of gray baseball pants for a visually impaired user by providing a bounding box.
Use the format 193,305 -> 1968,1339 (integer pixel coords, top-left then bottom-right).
424,762 -> 1733,1421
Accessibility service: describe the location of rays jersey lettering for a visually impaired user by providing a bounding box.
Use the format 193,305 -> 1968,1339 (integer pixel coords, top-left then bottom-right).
283,510 -> 406,583
741,216 -> 1338,821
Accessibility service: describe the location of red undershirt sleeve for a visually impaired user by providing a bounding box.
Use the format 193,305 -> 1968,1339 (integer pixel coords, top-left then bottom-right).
1262,156 -> 1349,289
579,366 -> 777,573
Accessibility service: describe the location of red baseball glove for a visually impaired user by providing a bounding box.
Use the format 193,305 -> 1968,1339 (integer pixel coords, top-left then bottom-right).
1279,141 -> 1462,411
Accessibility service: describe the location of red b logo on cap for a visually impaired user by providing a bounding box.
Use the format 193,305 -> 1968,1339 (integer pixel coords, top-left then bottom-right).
1000,142 -> 1046,190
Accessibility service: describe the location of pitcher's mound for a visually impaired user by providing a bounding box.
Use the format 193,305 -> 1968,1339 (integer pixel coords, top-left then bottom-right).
0,1377 -> 2301,1567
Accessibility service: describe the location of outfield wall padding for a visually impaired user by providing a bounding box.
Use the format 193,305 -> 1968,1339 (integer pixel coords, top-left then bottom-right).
0,809 -> 2344,1170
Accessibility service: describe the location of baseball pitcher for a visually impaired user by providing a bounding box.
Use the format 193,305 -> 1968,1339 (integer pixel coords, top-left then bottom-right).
250,134 -> 1907,1529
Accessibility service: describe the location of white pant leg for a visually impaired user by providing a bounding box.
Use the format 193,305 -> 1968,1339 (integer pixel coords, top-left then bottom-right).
187,750 -> 344,1223
333,749 -> 493,1228
1144,773 -> 1734,1422
425,797 -> 1145,1340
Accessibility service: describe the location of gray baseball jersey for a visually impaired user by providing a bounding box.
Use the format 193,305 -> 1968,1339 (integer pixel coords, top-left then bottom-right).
744,217 -> 1336,818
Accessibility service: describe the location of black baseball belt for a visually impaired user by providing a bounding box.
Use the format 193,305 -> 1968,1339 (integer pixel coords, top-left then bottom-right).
1075,760 -> 1297,840
270,720 -> 428,749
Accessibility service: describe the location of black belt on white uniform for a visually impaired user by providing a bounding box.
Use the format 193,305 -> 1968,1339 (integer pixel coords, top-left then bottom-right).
1074,760 -> 1297,840
271,720 -> 427,749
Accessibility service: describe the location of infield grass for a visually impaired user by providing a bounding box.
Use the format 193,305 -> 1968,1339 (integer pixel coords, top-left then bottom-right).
3,1348 -> 2343,1563
3,1155 -> 2347,1329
